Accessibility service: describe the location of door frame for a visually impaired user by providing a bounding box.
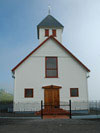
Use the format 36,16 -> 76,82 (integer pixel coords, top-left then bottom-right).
42,85 -> 62,108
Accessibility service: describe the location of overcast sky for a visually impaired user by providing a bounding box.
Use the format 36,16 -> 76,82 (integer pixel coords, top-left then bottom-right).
0,0 -> 100,100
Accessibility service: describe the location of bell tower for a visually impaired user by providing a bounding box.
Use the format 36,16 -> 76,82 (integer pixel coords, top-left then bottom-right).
37,15 -> 64,44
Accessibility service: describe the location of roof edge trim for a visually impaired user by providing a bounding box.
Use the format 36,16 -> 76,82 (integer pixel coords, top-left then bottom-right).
12,35 -> 90,72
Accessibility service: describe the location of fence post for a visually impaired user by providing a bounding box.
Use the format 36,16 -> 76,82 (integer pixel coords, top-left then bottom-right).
96,101 -> 98,117
41,100 -> 43,119
69,100 -> 72,119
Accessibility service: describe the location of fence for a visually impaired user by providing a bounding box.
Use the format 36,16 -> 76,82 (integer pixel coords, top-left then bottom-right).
41,100 -> 72,119
0,101 -> 13,113
0,100 -> 100,118
71,100 -> 100,116
89,101 -> 100,115
0,101 -> 41,117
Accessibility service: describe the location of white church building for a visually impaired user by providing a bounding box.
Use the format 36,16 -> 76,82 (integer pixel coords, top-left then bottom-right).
12,14 -> 90,112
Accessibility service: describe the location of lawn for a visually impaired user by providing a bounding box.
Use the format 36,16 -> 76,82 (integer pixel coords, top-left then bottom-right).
0,89 -> 13,102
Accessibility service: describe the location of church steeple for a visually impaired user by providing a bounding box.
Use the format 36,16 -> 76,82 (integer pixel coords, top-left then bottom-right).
37,15 -> 64,43
48,5 -> 51,15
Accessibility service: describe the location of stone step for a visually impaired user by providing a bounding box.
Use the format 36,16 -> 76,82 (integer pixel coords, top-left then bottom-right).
35,108 -> 70,115
43,115 -> 69,119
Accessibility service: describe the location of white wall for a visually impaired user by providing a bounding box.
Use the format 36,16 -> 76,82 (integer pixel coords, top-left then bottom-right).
39,28 -> 63,44
14,38 -> 88,111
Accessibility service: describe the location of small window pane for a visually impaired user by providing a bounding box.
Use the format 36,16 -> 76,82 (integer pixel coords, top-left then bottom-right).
70,88 -> 78,97
25,89 -> 33,98
47,70 -> 57,77
52,29 -> 56,37
45,29 -> 49,36
46,58 -> 57,69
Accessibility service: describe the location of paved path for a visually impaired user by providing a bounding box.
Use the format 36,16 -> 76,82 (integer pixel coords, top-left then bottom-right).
0,119 -> 100,133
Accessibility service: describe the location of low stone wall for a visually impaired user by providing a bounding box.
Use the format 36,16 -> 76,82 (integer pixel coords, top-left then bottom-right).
14,101 -> 89,112
71,101 -> 89,110
14,102 -> 41,112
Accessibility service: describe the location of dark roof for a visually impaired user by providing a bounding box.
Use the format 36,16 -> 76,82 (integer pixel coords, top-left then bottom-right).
37,15 -> 64,39
12,35 -> 90,73
37,15 -> 64,28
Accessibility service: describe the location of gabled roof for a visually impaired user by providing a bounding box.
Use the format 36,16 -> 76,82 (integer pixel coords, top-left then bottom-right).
37,15 -> 64,28
37,15 -> 64,39
12,35 -> 90,72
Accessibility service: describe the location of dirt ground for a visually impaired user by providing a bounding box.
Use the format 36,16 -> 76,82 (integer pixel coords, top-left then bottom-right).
0,118 -> 100,133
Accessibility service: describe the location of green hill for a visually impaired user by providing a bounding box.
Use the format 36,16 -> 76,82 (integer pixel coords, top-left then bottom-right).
0,89 -> 13,101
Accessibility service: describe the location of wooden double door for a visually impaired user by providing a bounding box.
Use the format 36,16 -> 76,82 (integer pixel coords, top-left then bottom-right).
44,88 -> 60,108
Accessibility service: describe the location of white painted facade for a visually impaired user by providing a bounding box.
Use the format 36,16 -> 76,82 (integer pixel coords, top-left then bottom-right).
39,28 -> 63,43
13,38 -> 89,111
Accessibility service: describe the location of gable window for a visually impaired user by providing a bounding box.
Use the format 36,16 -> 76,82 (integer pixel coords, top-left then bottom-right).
45,29 -> 49,36
24,88 -> 34,98
52,29 -> 56,37
70,88 -> 79,97
45,57 -> 58,78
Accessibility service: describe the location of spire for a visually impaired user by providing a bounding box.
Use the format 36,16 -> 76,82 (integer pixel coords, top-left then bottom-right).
48,5 -> 51,15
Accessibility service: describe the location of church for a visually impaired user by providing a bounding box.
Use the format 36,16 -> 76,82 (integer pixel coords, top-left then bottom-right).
12,14 -> 90,112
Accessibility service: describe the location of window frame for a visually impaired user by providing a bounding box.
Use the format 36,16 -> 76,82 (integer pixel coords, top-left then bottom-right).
45,57 -> 58,78
70,88 -> 79,97
52,29 -> 56,37
45,29 -> 49,37
24,88 -> 34,98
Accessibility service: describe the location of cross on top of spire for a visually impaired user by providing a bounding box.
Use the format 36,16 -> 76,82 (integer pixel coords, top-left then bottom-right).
48,5 -> 51,15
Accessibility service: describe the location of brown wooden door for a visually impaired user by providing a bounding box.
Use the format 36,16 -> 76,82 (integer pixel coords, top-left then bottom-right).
44,88 -> 59,108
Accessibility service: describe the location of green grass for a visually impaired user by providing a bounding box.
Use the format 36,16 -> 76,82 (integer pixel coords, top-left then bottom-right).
0,89 -> 13,102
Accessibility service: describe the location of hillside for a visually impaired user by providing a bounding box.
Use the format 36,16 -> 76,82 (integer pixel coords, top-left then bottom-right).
0,89 -> 13,101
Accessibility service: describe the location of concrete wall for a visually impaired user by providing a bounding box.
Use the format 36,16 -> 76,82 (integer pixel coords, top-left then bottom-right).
39,28 -> 63,44
13,38 -> 88,111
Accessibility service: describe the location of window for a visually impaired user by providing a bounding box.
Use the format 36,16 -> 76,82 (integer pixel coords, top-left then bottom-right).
24,88 -> 33,98
52,29 -> 56,37
45,57 -> 58,78
70,88 -> 79,97
45,29 -> 49,36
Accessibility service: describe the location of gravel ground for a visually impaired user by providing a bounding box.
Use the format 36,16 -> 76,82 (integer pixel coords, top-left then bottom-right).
0,118 -> 100,133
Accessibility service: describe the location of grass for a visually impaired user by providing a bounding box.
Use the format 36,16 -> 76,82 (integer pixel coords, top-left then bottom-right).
0,89 -> 13,102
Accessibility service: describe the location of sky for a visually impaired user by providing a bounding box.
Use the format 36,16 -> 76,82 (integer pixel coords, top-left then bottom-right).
0,0 -> 100,100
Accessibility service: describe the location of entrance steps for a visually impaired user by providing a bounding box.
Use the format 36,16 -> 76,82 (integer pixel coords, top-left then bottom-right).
35,108 -> 70,116
43,115 -> 69,119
